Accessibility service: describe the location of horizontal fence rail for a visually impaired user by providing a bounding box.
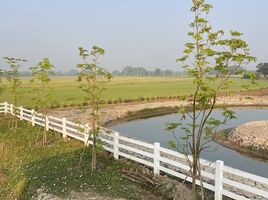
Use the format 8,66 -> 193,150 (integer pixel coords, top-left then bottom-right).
0,102 -> 267,200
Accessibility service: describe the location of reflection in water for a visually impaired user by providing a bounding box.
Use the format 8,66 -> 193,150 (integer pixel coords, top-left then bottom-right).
111,108 -> 268,177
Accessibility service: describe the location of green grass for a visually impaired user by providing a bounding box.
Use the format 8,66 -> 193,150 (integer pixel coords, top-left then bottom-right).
1,76 -> 268,107
0,115 -> 144,200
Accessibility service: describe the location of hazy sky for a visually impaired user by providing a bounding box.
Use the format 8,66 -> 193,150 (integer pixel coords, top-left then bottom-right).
0,0 -> 267,71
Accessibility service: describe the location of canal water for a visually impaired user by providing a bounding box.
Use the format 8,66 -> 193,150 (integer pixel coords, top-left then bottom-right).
110,108 -> 268,177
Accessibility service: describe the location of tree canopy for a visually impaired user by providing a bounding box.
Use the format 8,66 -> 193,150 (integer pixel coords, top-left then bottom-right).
256,63 -> 268,78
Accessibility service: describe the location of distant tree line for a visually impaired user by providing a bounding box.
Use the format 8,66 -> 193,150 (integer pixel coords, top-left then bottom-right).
16,69 -> 78,77
1,63 -> 267,79
1,67 -> 184,77
111,66 -> 184,77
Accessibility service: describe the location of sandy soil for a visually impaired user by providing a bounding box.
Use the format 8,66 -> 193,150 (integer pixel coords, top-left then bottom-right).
229,120 -> 268,151
50,93 -> 268,126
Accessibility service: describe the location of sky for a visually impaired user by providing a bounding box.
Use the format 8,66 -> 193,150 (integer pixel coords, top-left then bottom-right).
0,0 -> 268,71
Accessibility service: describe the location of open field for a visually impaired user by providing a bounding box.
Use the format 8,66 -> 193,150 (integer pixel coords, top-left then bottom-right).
1,76 -> 268,107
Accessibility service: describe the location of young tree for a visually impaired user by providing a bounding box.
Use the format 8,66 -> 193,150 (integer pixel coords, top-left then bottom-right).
30,58 -> 55,146
3,57 -> 27,131
166,1 -> 255,199
77,45 -> 111,171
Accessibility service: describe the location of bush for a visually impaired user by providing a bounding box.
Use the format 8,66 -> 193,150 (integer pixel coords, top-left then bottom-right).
124,98 -> 135,103
113,99 -> 119,104
242,72 -> 261,80
118,97 -> 123,103
70,103 -> 76,107
150,97 -> 156,101
178,95 -> 186,101
138,96 -> 145,101
82,102 -> 88,106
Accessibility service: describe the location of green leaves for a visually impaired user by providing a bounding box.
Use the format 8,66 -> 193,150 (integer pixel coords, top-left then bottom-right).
170,0 -> 257,197
78,47 -> 89,60
77,45 -> 110,87
76,45 -> 112,170
3,56 -> 26,105
167,140 -> 177,149
230,31 -> 243,37
222,108 -> 237,121
30,58 -> 55,111
206,118 -> 222,126
165,122 -> 182,131
91,45 -> 105,56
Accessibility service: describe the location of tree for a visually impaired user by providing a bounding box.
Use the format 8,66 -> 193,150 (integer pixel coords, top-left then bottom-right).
30,58 -> 55,146
154,68 -> 162,76
166,1 -> 256,199
3,57 -> 27,131
256,63 -> 268,79
77,45 -> 111,171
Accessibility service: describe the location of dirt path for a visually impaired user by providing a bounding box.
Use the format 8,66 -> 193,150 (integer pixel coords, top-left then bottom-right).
50,93 -> 268,127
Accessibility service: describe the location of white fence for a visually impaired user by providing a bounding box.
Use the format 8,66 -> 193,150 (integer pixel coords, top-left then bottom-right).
0,102 -> 267,200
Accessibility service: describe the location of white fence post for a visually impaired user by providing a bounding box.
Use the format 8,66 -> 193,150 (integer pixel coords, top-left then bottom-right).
31,109 -> 35,126
215,160 -> 224,200
45,115 -> 49,131
10,104 -> 14,115
4,102 -> 8,114
154,142 -> 160,175
114,132 -> 119,159
62,117 -> 67,138
84,124 -> 89,146
19,106 -> 23,120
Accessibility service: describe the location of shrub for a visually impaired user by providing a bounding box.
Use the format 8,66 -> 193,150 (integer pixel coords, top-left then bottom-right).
82,102 -> 88,106
138,96 -> 145,101
118,97 -> 123,103
124,98 -> 135,103
150,97 -> 156,101
70,103 -> 76,107
100,100 -> 106,104
113,99 -> 119,104
242,72 -> 261,80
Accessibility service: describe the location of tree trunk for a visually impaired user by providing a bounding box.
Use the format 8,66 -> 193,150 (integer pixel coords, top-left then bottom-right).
191,157 -> 197,200
91,130 -> 97,171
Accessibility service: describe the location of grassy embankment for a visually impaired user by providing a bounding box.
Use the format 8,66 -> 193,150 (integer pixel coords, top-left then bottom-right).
0,115 -> 148,200
1,77 -> 268,107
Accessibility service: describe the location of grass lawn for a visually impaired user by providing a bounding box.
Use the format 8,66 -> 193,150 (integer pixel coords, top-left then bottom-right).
0,115 -> 145,200
1,76 -> 268,107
